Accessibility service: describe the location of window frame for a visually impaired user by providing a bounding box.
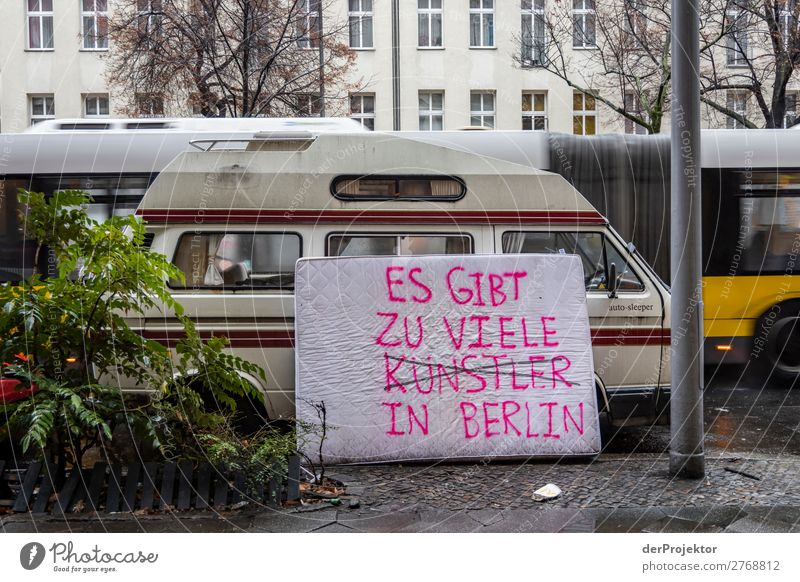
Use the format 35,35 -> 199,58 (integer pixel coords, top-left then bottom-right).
26,0 -> 54,51
350,93 -> 375,130
470,91 -> 496,129
81,0 -> 109,51
469,0 -> 495,48
572,91 -> 597,135
326,232 -> 474,257
331,174 -> 467,201
624,92 -> 647,135
418,0 -> 444,48
84,94 -> 110,117
572,0 -> 596,49
296,0 -> 321,49
521,91 -> 548,131
726,90 -> 748,129
169,230 -> 304,291
29,94 -> 55,126
501,230 -> 645,293
348,0 -> 374,49
726,7 -> 749,67
419,90 -> 444,130
521,0 -> 546,66
135,93 -> 165,118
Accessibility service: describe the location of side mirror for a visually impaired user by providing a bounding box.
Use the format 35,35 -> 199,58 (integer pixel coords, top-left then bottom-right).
608,262 -> 618,299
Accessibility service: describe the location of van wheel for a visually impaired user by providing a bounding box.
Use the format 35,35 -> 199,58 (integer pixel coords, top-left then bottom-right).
751,302 -> 800,388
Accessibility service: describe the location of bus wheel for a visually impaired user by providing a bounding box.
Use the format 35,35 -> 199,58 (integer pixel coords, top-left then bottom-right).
752,302 -> 800,388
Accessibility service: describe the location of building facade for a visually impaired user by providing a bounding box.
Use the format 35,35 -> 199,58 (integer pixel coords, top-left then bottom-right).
0,1 -> 796,133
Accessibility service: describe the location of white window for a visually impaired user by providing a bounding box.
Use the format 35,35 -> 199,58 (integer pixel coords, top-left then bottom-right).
137,0 -> 162,39
30,95 -> 54,126
572,0 -> 596,48
350,94 -> 375,130
418,0 -> 443,48
469,0 -> 494,48
470,91 -> 495,128
136,93 -> 165,117
780,6 -> 794,50
522,91 -> 547,131
727,90 -> 748,129
521,0 -> 545,66
784,93 -> 797,128
82,0 -> 109,50
573,92 -> 596,135
349,0 -> 373,49
27,0 -> 54,50
419,91 -> 444,130
297,94 -> 321,117
624,0 -> 645,48
726,8 -> 748,66
624,92 -> 647,134
297,0 -> 320,49
84,94 -> 110,117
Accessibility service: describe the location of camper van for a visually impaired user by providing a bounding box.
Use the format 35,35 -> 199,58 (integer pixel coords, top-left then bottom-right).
132,131 -> 671,432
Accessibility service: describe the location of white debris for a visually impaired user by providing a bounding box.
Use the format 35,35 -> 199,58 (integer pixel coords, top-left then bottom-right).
532,483 -> 562,502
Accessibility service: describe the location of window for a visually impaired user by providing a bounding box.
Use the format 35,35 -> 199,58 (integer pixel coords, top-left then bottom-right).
297,0 -> 320,49
522,91 -> 547,131
349,0 -> 373,49
780,5 -> 795,50
29,95 -> 54,126
332,175 -> 465,200
469,0 -> 494,48
521,0 -> 545,66
624,92 -> 647,134
27,0 -> 53,50
784,93 -> 797,128
739,196 -> 800,273
137,0 -> 162,39
572,0 -> 596,48
470,91 -> 495,128
502,231 -> 644,291
296,94 -> 321,117
726,7 -> 748,66
81,0 -> 108,50
419,91 -> 444,130
350,94 -> 375,130
135,93 -> 165,117
727,90 -> 748,129
418,0 -> 443,47
84,94 -> 109,117
573,92 -> 596,135
328,234 -> 472,257
623,0 -> 645,48
171,233 -> 301,290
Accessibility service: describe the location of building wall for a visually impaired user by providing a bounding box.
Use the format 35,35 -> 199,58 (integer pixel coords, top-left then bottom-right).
0,1 -> 109,132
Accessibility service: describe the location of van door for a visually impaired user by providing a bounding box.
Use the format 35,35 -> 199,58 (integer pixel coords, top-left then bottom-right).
496,227 -> 667,426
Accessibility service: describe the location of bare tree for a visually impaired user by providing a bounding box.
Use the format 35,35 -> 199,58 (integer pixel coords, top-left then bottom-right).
516,0 -> 733,134
700,1 -> 800,128
107,0 -> 357,118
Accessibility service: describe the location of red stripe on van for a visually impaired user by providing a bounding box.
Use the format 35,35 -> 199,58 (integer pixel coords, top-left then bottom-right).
141,327 -> 668,348
591,328 -> 671,346
136,209 -> 607,225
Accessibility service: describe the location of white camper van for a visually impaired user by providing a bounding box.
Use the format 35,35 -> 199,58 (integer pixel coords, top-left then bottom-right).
133,131 -> 671,432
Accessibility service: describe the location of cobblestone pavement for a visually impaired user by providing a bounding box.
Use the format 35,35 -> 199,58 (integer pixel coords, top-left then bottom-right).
330,454 -> 800,512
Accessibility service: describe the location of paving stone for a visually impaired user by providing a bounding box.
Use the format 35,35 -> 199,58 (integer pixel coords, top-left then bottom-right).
642,516 -> 724,533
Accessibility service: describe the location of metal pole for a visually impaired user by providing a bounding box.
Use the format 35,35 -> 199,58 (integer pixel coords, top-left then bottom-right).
317,3 -> 325,117
391,0 -> 401,130
670,0 -> 705,479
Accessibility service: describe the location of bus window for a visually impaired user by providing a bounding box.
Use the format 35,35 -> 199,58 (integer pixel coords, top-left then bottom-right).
502,231 -> 644,291
327,234 -> 472,257
171,232 -> 300,290
741,197 -> 800,274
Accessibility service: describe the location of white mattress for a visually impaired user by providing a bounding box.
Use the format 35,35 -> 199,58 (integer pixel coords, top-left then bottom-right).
295,254 -> 600,463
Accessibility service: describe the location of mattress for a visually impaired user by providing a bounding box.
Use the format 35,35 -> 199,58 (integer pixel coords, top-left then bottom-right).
295,253 -> 600,463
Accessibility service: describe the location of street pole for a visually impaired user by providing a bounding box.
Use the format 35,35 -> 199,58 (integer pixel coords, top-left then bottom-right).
670,0 -> 705,479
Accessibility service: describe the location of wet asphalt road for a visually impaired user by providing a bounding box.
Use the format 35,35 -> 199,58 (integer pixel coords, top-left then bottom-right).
604,365 -> 800,456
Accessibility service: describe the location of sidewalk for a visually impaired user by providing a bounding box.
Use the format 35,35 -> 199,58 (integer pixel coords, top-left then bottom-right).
2,453 -> 799,533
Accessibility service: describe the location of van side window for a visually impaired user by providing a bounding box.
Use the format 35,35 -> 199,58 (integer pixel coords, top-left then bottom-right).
502,231 -> 644,292
328,234 -> 472,256
171,232 -> 300,290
